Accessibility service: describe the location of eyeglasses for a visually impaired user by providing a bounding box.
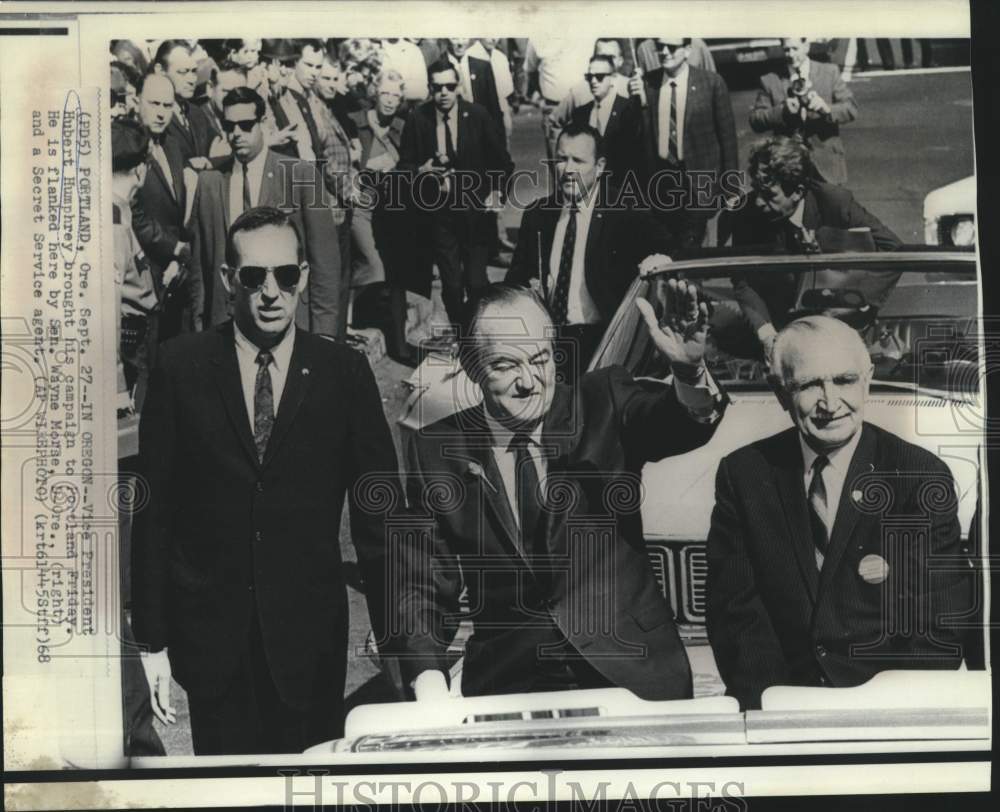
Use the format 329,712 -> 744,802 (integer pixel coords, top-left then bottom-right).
656,41 -> 686,53
584,72 -> 613,82
235,264 -> 302,291
430,82 -> 458,92
222,119 -> 258,133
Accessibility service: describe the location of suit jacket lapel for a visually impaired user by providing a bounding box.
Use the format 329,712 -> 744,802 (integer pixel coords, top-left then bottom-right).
261,329 -> 314,467
208,322 -> 261,470
802,188 -> 821,231
458,407 -> 523,561
773,430 -> 820,602
257,150 -> 281,209
683,69 -> 699,152
817,424 -> 878,601
541,384 -> 587,559
583,202 -> 606,299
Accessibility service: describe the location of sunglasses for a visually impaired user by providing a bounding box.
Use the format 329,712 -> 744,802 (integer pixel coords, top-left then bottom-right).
222,119 -> 258,134
235,264 -> 302,290
584,72 -> 613,82
656,41 -> 686,52
431,82 -> 458,92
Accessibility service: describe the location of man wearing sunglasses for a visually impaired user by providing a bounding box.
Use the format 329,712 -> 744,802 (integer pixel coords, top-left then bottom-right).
398,58 -> 514,331
628,37 -> 738,248
187,86 -> 346,335
134,206 -> 400,754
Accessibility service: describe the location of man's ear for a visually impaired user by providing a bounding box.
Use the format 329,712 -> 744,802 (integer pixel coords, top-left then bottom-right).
297,262 -> 310,292
219,264 -> 234,295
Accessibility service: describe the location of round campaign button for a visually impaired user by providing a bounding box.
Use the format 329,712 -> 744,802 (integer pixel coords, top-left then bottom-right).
858,554 -> 890,585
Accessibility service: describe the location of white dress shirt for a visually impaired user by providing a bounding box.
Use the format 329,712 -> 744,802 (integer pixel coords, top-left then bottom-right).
548,185 -> 602,325
435,104 -> 460,155
228,147 -> 269,225
589,90 -> 618,135
468,41 -> 515,102
233,321 -> 296,429
484,411 -> 547,530
800,428 -> 865,567
380,39 -> 429,100
657,62 -> 690,161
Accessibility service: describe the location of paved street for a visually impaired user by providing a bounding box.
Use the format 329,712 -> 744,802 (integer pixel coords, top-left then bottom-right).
154,68 -> 975,754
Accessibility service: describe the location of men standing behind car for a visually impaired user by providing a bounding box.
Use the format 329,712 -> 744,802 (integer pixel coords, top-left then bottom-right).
506,122 -> 674,376
397,283 -> 726,702
750,38 -> 858,185
720,136 -> 901,360
133,207 -> 400,754
706,316 -> 972,710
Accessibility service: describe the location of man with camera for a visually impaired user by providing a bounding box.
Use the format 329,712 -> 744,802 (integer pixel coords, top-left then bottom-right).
750,37 -> 858,185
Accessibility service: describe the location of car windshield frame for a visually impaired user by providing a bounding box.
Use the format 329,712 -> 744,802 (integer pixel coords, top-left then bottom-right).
590,251 -> 980,399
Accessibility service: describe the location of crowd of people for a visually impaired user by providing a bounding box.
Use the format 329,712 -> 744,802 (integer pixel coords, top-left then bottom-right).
109,36 -> 977,758
111,36 -> 903,410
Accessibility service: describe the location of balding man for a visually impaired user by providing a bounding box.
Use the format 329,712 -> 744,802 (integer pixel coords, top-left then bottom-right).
707,316 -> 974,710
153,39 -> 216,169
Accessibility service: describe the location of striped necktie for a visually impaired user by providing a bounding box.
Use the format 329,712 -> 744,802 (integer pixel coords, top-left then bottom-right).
808,455 -> 830,565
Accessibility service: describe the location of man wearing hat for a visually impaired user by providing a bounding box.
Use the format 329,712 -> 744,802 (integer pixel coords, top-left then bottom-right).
706,315 -> 974,710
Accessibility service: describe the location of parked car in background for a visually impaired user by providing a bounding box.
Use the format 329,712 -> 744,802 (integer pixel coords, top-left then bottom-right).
924,175 -> 976,248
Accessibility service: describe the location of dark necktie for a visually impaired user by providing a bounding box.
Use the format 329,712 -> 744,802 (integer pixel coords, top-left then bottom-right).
668,80 -> 679,162
253,350 -> 274,461
549,204 -> 577,325
509,432 -> 544,559
443,114 -> 457,163
808,455 -> 830,564
241,161 -> 252,212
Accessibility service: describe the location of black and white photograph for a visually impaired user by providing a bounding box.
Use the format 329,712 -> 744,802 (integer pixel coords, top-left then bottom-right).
0,1 -> 995,808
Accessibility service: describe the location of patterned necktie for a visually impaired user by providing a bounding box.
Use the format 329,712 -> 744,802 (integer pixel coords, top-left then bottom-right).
549,204 -> 577,325
808,455 -> 830,564
668,80 -> 679,162
241,161 -> 252,213
509,432 -> 544,558
253,350 -> 274,461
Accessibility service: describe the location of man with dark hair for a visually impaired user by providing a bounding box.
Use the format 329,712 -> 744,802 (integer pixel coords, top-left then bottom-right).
112,118 -> 158,409
707,315 -> 972,710
133,206 -> 400,754
260,38 -> 321,161
506,122 -> 674,376
153,39 -> 217,170
198,59 -> 249,164
398,59 -> 514,329
569,54 -> 641,183
718,136 -> 901,360
629,37 -> 738,247
398,282 -> 726,702
187,87 -> 347,335
132,72 -> 198,340
285,38 -> 329,161
750,38 -> 858,185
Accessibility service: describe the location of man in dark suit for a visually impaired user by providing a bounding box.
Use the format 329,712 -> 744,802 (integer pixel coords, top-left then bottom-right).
188,87 -> 347,336
506,122 -> 674,376
398,59 -> 514,328
570,55 -> 640,183
195,59 -> 249,170
750,38 -> 858,185
153,40 -> 217,171
260,39 -> 325,162
707,315 -> 973,710
628,37 -> 739,247
398,284 -> 726,701
719,136 -> 901,360
444,38 -> 503,133
132,73 -> 199,341
133,206 -> 400,754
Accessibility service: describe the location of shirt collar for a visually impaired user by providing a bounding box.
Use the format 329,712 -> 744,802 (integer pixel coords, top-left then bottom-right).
439,104 -> 458,124
788,195 -> 807,228
233,319 -> 296,372
237,145 -> 269,173
566,180 -> 600,213
483,407 -> 545,452
663,62 -> 690,86
799,425 -> 864,479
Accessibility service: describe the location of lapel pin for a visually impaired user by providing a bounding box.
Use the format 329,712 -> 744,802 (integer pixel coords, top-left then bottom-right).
466,461 -> 498,493
858,553 -> 889,585
851,489 -> 863,502
302,368 -> 310,376
470,73 -> 477,80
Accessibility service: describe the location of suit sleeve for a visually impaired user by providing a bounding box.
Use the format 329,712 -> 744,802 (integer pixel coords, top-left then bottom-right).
607,366 -> 724,463
827,66 -> 858,125
131,348 -> 178,652
713,75 -> 739,174
397,110 -> 422,175
131,194 -> 178,272
842,191 -> 902,251
504,204 -> 540,285
395,442 -> 464,690
749,77 -> 788,132
345,350 -> 403,658
707,457 -> 790,710
730,271 -> 777,334
481,108 -> 514,199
